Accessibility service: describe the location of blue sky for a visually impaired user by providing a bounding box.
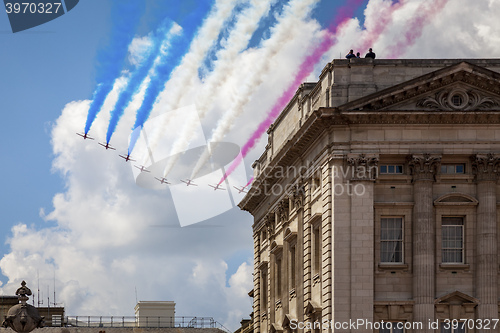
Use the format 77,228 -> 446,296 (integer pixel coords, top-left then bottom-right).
1,0 -> 499,329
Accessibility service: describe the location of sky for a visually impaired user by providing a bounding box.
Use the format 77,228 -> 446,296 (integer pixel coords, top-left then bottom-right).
1,0 -> 500,329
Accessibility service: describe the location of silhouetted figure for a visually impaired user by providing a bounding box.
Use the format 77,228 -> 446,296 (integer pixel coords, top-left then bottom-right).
356,52 -> 361,58
365,48 -> 376,59
345,49 -> 356,59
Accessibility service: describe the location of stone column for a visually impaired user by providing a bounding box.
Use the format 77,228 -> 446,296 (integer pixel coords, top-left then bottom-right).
408,154 -> 441,332
347,154 -> 378,332
472,154 -> 499,329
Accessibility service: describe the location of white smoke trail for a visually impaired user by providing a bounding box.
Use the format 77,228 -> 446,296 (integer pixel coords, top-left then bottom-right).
189,0 -> 320,179
141,0 -> 239,164
157,0 -> 276,177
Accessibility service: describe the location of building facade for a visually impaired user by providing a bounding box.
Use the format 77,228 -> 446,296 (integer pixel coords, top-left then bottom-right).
239,59 -> 500,333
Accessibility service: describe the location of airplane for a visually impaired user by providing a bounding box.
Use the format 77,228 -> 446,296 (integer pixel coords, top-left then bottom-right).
134,165 -> 150,173
208,184 -> 225,191
119,153 -> 135,162
98,142 -> 116,150
233,186 -> 248,194
154,177 -> 171,185
181,179 -> 197,186
76,132 -> 94,140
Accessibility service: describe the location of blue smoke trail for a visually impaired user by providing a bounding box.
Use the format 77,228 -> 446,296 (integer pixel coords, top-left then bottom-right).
105,19 -> 175,144
127,1 -> 213,155
83,0 -> 145,135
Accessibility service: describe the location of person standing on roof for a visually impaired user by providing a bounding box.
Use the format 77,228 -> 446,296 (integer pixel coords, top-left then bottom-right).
345,49 -> 356,59
365,48 -> 376,59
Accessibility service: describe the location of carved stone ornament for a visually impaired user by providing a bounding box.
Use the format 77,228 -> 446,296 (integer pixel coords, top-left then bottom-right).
407,153 -> 442,181
292,183 -> 305,208
276,200 -> 289,223
2,281 -> 44,333
471,153 -> 500,182
416,89 -> 500,111
264,214 -> 274,238
346,154 -> 379,180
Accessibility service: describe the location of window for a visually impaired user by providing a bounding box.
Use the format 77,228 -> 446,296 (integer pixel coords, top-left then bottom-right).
440,164 -> 465,174
260,269 -> 267,309
380,217 -> 403,263
442,217 -> 464,263
289,244 -> 296,289
312,224 -> 321,274
380,165 -> 403,174
275,257 -> 282,298
312,171 -> 321,193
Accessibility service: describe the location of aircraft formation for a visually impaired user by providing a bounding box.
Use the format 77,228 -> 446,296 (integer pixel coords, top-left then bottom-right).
76,132 -> 249,193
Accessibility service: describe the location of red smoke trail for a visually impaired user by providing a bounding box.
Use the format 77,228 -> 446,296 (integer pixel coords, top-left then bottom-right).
218,0 -> 365,185
354,0 -> 404,53
245,177 -> 254,188
387,0 -> 448,58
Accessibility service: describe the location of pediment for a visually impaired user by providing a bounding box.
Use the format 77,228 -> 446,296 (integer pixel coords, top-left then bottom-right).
282,314 -> 295,328
305,301 -> 321,315
434,193 -> 478,206
435,291 -> 479,305
339,62 -> 500,112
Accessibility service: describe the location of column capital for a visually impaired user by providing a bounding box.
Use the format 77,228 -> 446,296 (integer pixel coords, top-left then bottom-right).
276,199 -> 289,223
291,183 -> 305,208
471,153 -> 500,182
407,153 -> 441,182
346,153 -> 379,180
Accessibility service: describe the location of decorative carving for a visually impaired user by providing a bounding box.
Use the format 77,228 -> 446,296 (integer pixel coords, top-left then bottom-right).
347,154 -> 379,180
292,183 -> 305,208
264,213 -> 275,238
275,299 -> 282,311
407,153 -> 441,181
416,89 -> 500,110
471,154 -> 500,182
289,289 -> 296,301
276,200 -> 289,223
2,281 -> 44,333
312,273 -> 320,286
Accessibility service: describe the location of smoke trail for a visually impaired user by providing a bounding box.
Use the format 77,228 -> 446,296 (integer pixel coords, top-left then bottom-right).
245,177 -> 253,188
83,0 -> 144,135
127,1 -> 213,155
218,0 -> 366,185
353,0 -> 405,53
105,20 -> 179,144
387,0 -> 448,58
181,0 -> 320,180
155,0 -> 274,176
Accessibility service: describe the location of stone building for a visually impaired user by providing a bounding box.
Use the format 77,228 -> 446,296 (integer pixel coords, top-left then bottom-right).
238,59 -> 500,333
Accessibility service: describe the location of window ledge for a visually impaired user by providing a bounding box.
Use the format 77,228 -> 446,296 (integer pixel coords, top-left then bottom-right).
439,263 -> 470,271
378,263 -> 409,271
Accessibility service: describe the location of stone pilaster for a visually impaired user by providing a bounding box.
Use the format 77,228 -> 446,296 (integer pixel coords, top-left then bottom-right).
347,154 -> 378,332
254,229 -> 261,333
302,178 -> 313,328
407,154 -> 441,332
321,161 -> 333,324
471,154 -> 499,330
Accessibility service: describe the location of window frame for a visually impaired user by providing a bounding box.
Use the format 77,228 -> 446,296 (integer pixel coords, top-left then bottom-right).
379,164 -> 404,175
380,217 -> 404,264
441,216 -> 465,264
440,164 -> 465,174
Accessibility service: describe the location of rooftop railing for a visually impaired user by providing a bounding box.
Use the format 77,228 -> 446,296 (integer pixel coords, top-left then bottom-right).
62,316 -> 231,332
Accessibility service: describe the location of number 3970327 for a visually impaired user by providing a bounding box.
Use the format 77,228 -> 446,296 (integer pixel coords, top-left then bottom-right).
5,2 -> 62,14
